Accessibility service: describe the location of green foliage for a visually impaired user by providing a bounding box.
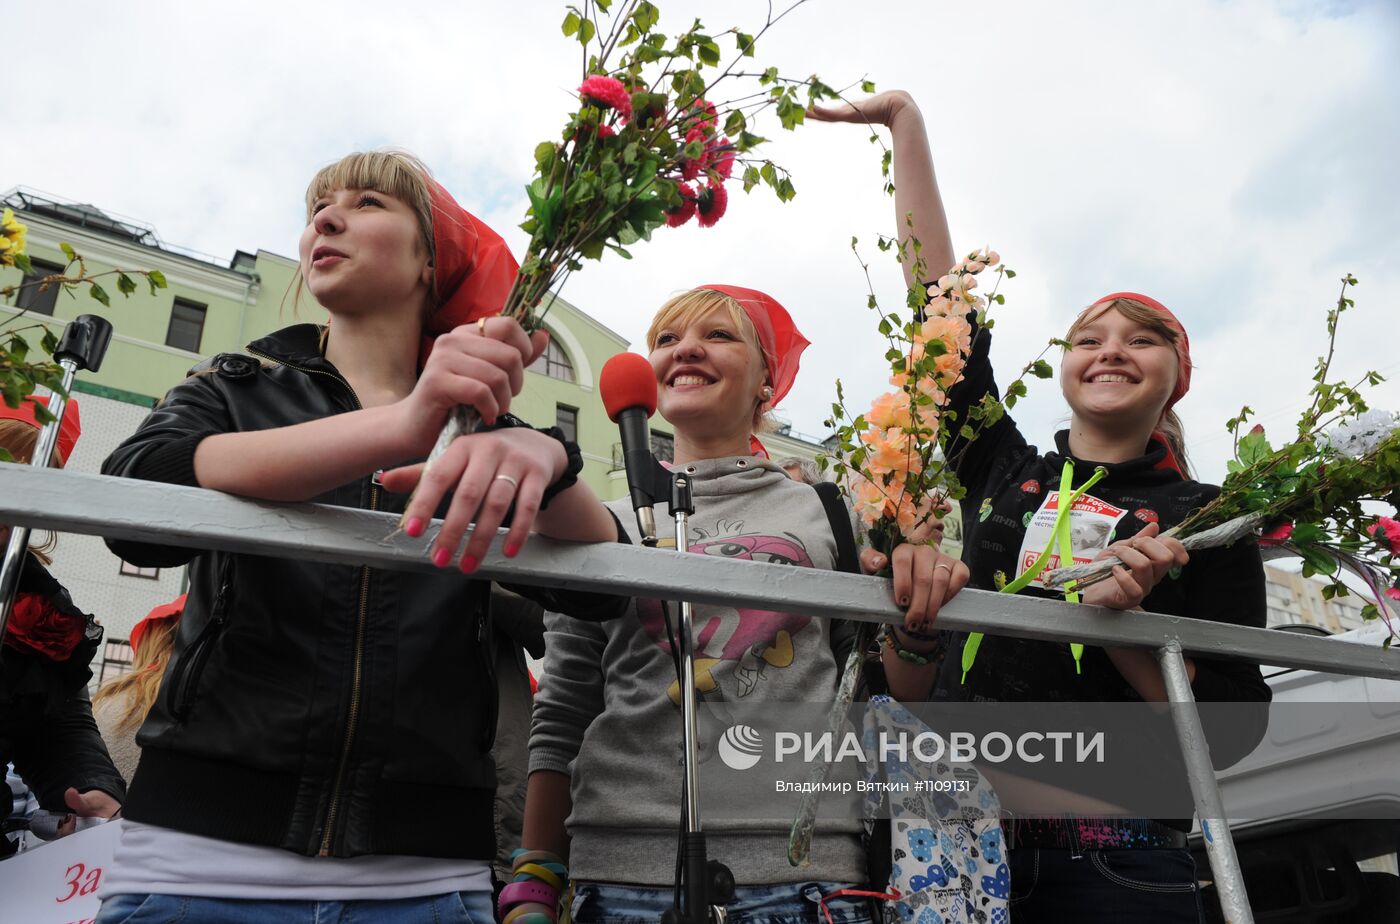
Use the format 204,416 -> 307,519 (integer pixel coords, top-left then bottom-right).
506,0 -> 847,328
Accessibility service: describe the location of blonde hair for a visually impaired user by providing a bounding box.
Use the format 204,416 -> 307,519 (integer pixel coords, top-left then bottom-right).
292,149 -> 439,327
92,616 -> 178,734
0,418 -> 62,563
646,288 -> 776,434
1064,297 -> 1193,477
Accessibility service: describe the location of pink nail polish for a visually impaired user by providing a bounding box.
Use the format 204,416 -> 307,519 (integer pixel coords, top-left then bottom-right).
460,555 -> 479,574
432,548 -> 451,568
405,517 -> 424,538
504,542 -> 519,558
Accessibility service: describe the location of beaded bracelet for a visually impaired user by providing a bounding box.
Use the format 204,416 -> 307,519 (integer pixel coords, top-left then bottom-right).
880,625 -> 944,665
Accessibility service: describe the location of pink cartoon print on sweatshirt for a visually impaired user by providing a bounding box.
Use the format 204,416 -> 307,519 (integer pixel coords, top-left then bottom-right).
639,520 -> 815,703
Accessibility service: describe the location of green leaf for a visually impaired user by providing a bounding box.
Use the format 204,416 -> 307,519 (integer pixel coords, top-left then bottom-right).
735,31 -> 755,55
88,282 -> 110,307
60,243 -> 77,263
724,109 -> 747,136
697,39 -> 721,65
562,10 -> 580,35
578,17 -> 596,45
147,269 -> 168,291
1236,429 -> 1272,467
117,273 -> 136,297
861,79 -> 876,93
1297,544 -> 1338,576
632,0 -> 659,31
41,329 -> 57,355
13,253 -> 32,274
1031,359 -> 1053,379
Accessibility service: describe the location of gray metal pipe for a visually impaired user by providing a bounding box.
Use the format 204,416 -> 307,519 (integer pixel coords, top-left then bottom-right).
1158,641 -> 1255,924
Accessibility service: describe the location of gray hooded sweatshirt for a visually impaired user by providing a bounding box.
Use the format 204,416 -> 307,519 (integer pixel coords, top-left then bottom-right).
529,456 -> 866,886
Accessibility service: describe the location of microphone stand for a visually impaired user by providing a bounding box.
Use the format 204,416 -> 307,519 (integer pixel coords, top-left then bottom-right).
621,450 -> 734,923
0,315 -> 113,642
661,469 -> 735,924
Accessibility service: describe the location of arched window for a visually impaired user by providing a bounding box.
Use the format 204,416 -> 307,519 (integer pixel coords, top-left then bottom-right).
529,334 -> 576,382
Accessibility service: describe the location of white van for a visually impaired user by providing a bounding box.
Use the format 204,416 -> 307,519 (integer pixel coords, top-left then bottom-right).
1195,622 -> 1400,922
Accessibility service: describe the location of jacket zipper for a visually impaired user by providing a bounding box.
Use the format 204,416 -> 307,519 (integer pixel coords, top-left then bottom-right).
169,559 -> 233,720
248,345 -> 375,858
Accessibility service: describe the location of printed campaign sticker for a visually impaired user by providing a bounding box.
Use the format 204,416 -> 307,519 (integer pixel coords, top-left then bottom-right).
1014,491 -> 1128,588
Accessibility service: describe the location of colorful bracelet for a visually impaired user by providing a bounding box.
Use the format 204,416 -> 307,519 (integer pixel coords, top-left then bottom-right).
881,625 -> 943,665
498,848 -> 570,924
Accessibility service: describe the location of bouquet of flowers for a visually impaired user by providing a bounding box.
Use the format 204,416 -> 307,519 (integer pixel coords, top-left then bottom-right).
1042,275 -> 1400,645
823,241 -> 1056,556
420,0 -> 853,473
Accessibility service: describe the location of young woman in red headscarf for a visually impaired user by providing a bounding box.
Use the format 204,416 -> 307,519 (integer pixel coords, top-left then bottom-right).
518,284 -> 970,924
96,151 -> 626,924
0,396 -> 125,857
812,92 -> 1270,923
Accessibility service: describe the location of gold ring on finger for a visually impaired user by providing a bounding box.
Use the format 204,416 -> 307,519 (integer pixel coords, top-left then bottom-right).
494,474 -> 519,489
478,317 -> 489,336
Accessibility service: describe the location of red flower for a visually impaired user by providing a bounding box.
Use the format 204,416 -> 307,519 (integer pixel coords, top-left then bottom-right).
708,137 -> 735,180
2,592 -> 85,661
679,128 -> 709,180
665,182 -> 698,228
578,75 -> 632,120
573,123 -> 616,143
1386,587 -> 1400,602
696,180 -> 728,228
1366,516 -> 1400,554
1260,521 -> 1293,546
680,98 -> 718,133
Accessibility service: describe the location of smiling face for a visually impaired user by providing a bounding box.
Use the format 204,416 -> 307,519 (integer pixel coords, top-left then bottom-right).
298,186 -> 432,319
648,295 -> 770,446
1060,304 -> 1180,427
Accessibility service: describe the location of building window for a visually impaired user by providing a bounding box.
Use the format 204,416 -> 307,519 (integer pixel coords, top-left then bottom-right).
14,259 -> 65,316
119,560 -> 160,580
529,336 -> 575,382
556,404 -> 578,443
650,430 -> 674,463
166,298 -> 207,353
98,639 -> 134,683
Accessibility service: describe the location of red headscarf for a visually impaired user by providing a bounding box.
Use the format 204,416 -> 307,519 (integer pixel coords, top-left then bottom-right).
1087,291 -> 1192,473
419,179 -> 520,363
698,284 -> 811,458
129,593 -> 186,656
0,394 -> 80,465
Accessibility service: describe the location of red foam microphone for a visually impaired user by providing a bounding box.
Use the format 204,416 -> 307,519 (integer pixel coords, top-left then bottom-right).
600,352 -> 658,420
599,353 -> 663,539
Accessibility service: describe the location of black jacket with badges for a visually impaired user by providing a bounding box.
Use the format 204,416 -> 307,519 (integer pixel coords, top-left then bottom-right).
101,323 -> 626,861
1,556 -> 124,815
932,320 -> 1271,767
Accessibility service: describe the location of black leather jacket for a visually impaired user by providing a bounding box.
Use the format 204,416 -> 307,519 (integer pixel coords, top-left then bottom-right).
101,324 -> 624,860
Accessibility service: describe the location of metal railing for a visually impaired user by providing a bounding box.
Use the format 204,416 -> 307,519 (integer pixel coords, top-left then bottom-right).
3,464 -> 1399,922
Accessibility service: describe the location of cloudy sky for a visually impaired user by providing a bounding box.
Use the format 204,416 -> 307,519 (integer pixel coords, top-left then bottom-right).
6,0 -> 1397,484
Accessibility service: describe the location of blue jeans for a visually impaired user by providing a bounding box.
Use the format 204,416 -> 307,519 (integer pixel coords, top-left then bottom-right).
571,880 -> 875,924
1008,847 -> 1206,923
95,888 -> 495,924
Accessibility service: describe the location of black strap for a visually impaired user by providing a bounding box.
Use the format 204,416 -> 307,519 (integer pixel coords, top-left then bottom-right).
813,481 -> 860,574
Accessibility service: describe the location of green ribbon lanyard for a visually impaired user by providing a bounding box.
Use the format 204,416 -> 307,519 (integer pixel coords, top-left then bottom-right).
961,460 -> 1108,684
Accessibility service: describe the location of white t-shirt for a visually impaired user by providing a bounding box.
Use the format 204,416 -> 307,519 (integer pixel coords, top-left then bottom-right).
100,821 -> 493,900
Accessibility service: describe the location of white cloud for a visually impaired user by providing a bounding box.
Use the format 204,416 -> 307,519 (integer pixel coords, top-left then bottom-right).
7,0 -> 1397,484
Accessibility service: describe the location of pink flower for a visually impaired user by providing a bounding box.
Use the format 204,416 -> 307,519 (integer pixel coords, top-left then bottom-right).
679,128 -> 708,180
708,137 -> 735,179
1366,516 -> 1400,555
683,98 -> 718,132
696,181 -> 728,227
1386,587 -> 1400,602
578,75 -> 632,120
665,182 -> 698,228
1260,521 -> 1293,545
866,390 -> 913,431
